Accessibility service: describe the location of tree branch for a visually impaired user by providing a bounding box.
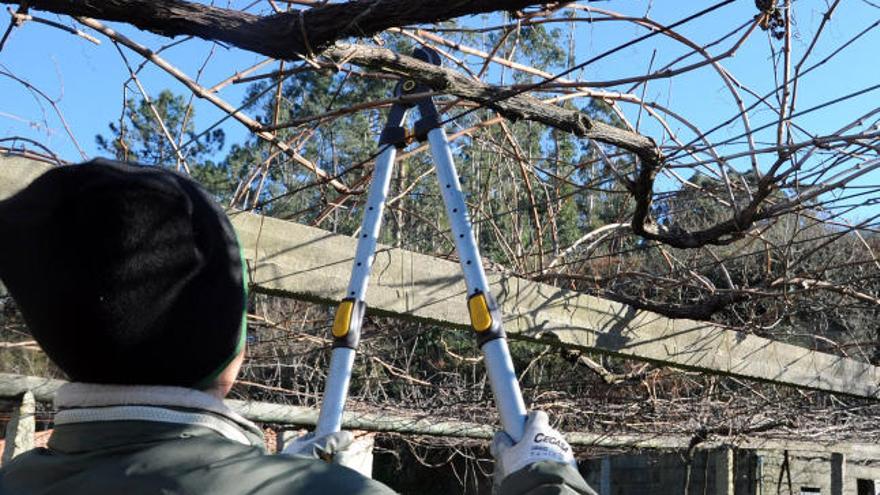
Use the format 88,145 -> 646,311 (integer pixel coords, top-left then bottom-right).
603,291 -> 748,320
323,43 -> 662,163
0,0 -> 546,59
6,0 -> 671,224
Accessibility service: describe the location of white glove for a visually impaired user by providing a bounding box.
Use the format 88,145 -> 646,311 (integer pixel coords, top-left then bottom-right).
490,411 -> 576,484
281,430 -> 374,478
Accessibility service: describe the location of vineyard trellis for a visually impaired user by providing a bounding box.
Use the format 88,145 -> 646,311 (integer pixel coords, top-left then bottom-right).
1,0 -> 880,492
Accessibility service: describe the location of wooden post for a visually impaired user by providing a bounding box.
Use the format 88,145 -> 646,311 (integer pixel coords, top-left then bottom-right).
713,447 -> 734,495
831,452 -> 845,495
2,390 -> 35,464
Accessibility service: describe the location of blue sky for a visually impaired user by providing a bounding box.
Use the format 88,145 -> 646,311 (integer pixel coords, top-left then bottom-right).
1,0 -> 878,221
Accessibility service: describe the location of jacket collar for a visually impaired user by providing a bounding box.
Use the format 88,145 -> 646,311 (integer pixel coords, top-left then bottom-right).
53,382 -> 265,448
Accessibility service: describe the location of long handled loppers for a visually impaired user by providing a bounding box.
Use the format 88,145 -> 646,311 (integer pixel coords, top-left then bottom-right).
315,47 -> 528,442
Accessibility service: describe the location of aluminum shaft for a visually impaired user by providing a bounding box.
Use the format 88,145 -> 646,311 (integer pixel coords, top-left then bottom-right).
315,144 -> 398,436
427,128 -> 527,442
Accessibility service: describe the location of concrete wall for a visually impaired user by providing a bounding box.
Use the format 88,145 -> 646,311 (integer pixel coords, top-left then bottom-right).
585,448 -> 880,495
748,450 -> 834,495
583,449 -> 730,495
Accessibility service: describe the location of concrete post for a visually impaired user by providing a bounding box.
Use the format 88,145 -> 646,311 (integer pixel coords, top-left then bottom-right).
2,391 -> 35,464
600,457 -> 612,495
713,447 -> 734,495
831,452 -> 845,495
754,454 -> 765,495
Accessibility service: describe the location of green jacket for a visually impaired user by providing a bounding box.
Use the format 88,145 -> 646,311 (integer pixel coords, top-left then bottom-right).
0,384 -> 595,495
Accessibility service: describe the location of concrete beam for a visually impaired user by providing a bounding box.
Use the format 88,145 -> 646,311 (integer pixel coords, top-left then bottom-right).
3,155 -> 880,399
230,203 -> 880,400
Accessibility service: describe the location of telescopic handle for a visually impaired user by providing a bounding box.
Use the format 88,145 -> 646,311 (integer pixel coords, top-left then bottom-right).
315,144 -> 399,436
425,127 -> 528,442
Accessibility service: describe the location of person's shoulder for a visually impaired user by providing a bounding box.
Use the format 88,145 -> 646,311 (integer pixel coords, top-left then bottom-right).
212,452 -> 397,494
1,438 -> 395,495
0,448 -> 73,494
0,447 -> 56,475
126,434 -> 396,494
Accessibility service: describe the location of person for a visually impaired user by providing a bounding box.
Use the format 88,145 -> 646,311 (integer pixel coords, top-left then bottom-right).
0,158 -> 596,495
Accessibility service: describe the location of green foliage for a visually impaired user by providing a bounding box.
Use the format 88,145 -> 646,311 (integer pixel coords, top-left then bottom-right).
96,90 -> 236,201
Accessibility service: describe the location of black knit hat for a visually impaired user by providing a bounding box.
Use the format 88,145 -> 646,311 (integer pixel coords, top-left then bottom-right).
0,158 -> 247,387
